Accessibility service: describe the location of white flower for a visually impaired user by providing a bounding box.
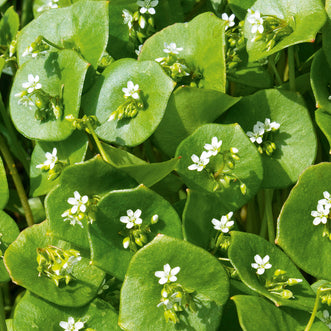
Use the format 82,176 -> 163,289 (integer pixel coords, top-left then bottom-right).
322,310 -> 331,329
62,255 -> 82,274
137,0 -> 158,15
22,74 -> 42,93
251,254 -> 272,275
120,209 -> 143,229
246,121 -> 265,144
67,191 -> 89,214
204,137 -> 222,156
122,81 -> 140,100
211,212 -> 234,233
36,148 -> 58,171
188,151 -> 210,172
61,211 -> 84,228
163,42 -> 183,55
15,94 -> 34,108
264,118 -> 280,132
157,291 -> 182,309
221,13 -> 235,31
155,264 -> 180,285
247,9 -> 264,35
59,317 -> 84,331
135,44 -> 143,56
122,9 -> 133,29
318,191 -> 331,209
311,203 -> 330,226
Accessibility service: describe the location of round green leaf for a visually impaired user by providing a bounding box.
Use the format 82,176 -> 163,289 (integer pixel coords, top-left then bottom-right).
228,231 -> 315,310
0,211 -> 19,282
4,221 -> 105,307
276,163 -> 331,281
175,123 -> 263,208
18,1 -> 109,68
30,130 -> 88,197
322,0 -> 331,69
82,58 -> 175,146
90,185 -> 183,280
233,295 -> 328,331
10,50 -> 88,141
14,291 -> 120,331
119,235 -> 229,330
0,156 -> 9,210
46,156 -> 138,250
316,109 -> 331,150
0,7 -> 19,48
244,0 -> 326,62
138,12 -> 226,92
223,89 -> 317,188
153,86 -> 241,157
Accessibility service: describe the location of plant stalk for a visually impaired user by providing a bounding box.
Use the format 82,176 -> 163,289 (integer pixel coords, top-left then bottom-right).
288,46 -> 296,92
265,189 -> 275,243
304,287 -> 322,331
0,286 -> 7,331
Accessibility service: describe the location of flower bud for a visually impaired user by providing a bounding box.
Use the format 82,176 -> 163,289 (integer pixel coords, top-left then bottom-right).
123,237 -> 130,249
240,183 -> 247,195
287,278 -> 303,286
151,214 -> 159,224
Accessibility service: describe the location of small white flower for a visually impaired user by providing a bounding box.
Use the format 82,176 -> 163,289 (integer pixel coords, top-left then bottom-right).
137,0 -> 158,15
188,151 -> 210,172
135,44 -> 143,56
67,191 -> 89,214
247,9 -> 264,35
311,203 -> 330,226
204,137 -> 222,156
36,148 -> 58,171
251,254 -> 272,275
122,9 -> 133,29
155,264 -> 180,285
22,74 -> 42,93
211,212 -> 234,233
22,46 -> 33,57
157,291 -> 182,309
264,118 -> 280,132
246,121 -> 265,144
62,255 -> 82,274
221,13 -> 235,31
322,310 -> 331,329
120,209 -> 143,229
59,317 -> 84,331
163,42 -> 183,55
230,147 -> 239,154
61,211 -> 84,228
122,81 -> 140,100
16,94 -> 35,108
318,191 -> 331,209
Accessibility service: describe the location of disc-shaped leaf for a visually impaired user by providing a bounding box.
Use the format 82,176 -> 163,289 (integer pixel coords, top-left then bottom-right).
0,156 -> 8,210
0,7 -> 19,48
153,86 -> 241,157
82,58 -> 175,146
322,0 -> 331,69
276,163 -> 331,281
233,295 -> 328,331
244,0 -> 326,62
10,50 -> 88,141
223,89 -> 317,188
4,221 -> 105,307
17,1 -> 109,68
0,211 -> 19,282
119,235 -> 229,330
138,12 -> 226,92
30,130 -> 88,197
175,123 -> 263,209
46,156 -> 138,250
90,185 -> 183,280
316,109 -> 331,150
228,231 -> 315,310
14,291 -> 121,330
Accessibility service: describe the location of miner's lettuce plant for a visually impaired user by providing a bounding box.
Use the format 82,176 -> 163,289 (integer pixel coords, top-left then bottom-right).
0,0 -> 330,330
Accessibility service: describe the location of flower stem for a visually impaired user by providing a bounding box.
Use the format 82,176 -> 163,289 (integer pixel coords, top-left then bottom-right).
0,134 -> 34,227
288,46 -> 296,92
85,120 -> 111,164
304,287 -> 322,331
268,55 -> 283,86
264,189 -> 275,243
42,37 -> 65,51
0,285 -> 7,331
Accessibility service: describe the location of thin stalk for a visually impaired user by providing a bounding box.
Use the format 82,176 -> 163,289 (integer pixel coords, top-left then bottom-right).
304,287 -> 322,331
264,189 -> 275,243
0,286 -> 7,331
269,55 -> 283,86
0,135 -> 34,227
85,121 -> 111,164
20,0 -> 33,27
288,46 -> 296,92
259,212 -> 268,239
42,37 -> 65,51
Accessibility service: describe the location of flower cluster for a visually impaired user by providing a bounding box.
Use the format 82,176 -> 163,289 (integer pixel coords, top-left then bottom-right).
59,317 -> 85,331
155,264 -> 196,323
36,148 -> 65,180
246,118 -> 280,156
22,36 -> 50,59
15,74 -> 63,121
37,246 -> 82,286
108,80 -> 144,121
61,191 -> 96,228
119,209 -> 158,251
251,254 -> 302,299
122,1 -> 158,48
211,212 -> 234,253
311,191 -> 331,239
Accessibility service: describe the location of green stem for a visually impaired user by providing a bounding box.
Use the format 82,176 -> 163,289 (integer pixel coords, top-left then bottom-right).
0,135 -> 34,227
265,189 -> 275,243
85,121 -> 111,164
269,55 -> 283,86
288,46 -> 296,92
305,287 -> 322,331
259,212 -> 268,239
0,286 -> 7,331
42,37 -> 65,51
21,0 -> 33,27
